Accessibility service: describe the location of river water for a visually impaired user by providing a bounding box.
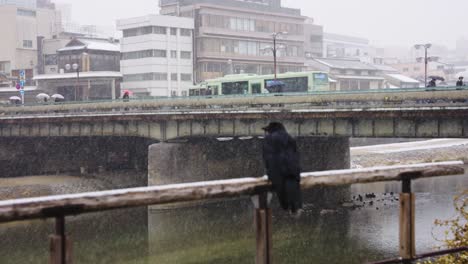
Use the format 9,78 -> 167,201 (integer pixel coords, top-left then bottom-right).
0,170 -> 466,263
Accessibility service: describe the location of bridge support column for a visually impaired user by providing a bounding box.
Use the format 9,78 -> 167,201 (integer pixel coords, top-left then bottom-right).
147,136 -> 350,260
148,136 -> 350,185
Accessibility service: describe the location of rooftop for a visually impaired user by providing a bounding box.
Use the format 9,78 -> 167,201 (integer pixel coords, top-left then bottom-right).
58,38 -> 120,53
314,58 -> 378,71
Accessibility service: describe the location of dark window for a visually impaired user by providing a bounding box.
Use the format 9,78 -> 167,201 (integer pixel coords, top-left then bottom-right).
181,73 -> 192,81
222,81 -> 249,95
154,26 -> 167,34
251,83 -> 262,94
44,54 -> 57,65
360,80 -> 370,90
264,77 -> 308,93
180,51 -> 191,59
208,85 -> 219,95
180,29 -> 191,36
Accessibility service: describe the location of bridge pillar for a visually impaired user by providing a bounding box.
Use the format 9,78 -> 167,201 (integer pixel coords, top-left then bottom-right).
147,136 -> 350,260
148,136 -> 350,185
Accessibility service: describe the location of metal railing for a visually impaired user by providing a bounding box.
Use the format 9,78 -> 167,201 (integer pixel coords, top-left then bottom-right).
0,161 -> 466,263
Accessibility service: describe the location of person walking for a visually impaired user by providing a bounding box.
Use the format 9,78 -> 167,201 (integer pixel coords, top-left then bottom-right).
456,76 -> 465,87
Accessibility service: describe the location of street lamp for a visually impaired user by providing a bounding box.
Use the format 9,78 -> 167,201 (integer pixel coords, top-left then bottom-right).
65,63 -> 79,101
414,43 -> 435,87
262,31 -> 288,80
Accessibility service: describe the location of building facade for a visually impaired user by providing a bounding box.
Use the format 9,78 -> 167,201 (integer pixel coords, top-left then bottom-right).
303,18 -> 323,59
0,1 -> 61,86
117,15 -> 194,97
34,38 -> 122,101
306,58 -> 384,91
159,0 -> 306,82
323,33 -> 371,60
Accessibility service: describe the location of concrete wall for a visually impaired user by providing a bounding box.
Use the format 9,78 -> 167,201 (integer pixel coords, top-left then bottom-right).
148,136 -> 350,185
0,136 -> 156,177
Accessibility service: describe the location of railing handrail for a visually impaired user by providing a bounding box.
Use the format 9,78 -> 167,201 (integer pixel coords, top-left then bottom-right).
0,161 -> 463,223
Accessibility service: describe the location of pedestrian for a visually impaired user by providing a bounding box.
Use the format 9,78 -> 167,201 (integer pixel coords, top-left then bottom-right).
456,76 -> 465,87
122,91 -> 130,102
427,78 -> 437,88
262,122 -> 303,216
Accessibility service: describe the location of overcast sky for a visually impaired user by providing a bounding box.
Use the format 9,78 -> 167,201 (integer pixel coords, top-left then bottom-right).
55,0 -> 466,49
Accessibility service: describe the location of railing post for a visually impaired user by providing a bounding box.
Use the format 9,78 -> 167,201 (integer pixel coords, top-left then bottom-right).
49,216 -> 73,264
252,192 -> 272,264
399,176 -> 415,263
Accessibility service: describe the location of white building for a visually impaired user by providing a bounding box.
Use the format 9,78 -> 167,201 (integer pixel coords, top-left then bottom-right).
323,33 -> 371,61
117,15 -> 194,97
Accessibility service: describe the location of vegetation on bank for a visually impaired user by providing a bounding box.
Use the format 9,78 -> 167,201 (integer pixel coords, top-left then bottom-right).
421,191 -> 468,264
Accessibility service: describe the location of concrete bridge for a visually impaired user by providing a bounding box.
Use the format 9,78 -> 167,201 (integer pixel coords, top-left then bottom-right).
1,95 -> 467,181
1,106 -> 468,139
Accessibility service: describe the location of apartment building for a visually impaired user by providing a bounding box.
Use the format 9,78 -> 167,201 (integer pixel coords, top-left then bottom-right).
159,0 -> 307,82
117,15 -> 194,97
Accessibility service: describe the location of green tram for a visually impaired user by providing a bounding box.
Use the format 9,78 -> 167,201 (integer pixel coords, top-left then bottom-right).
189,71 -> 330,96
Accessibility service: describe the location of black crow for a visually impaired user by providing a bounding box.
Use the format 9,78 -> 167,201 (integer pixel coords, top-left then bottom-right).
262,122 -> 303,214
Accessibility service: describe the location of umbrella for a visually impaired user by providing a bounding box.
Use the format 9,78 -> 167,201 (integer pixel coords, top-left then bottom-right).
36,93 -> 50,103
9,96 -> 21,101
36,93 -> 50,99
123,90 -> 134,95
428,76 -> 445,81
265,80 -> 285,93
51,94 -> 65,102
51,94 -> 65,100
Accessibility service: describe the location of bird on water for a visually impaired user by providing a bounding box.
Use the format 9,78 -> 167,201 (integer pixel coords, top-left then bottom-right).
262,122 -> 303,215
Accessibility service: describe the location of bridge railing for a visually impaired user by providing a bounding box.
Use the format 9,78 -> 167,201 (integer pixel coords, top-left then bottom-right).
1,86 -> 468,117
0,161 -> 466,263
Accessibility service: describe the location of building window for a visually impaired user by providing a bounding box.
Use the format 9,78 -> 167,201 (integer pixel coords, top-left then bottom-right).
121,49 -> 167,60
180,51 -> 191,59
153,49 -> 167,58
437,65 -> 444,70
123,72 -> 168,82
171,90 -> 177,97
23,40 -> 33,48
403,68 -> 409,72
180,29 -> 191,37
154,73 -> 167,80
181,73 -> 192,81
359,80 -> 370,90
0,61 -> 11,73
181,91 -> 188,97
154,26 -> 167,34
171,73 -> 178,81
44,54 -> 57,65
170,50 -> 177,59
17,9 -> 36,17
170,28 -> 177,35
414,67 -> 421,71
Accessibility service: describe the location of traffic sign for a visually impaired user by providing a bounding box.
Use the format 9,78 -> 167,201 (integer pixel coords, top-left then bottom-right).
19,70 -> 25,78
19,90 -> 25,95
20,80 -> 25,87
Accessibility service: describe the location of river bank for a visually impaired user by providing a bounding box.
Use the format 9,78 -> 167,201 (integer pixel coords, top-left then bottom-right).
0,139 -> 467,201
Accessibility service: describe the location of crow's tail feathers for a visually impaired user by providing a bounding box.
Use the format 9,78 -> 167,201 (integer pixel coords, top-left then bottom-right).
276,179 -> 303,214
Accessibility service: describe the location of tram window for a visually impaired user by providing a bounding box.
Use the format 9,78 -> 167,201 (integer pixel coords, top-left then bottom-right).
208,85 -> 219,95
222,81 -> 249,95
252,83 -> 261,94
313,73 -> 329,85
264,77 -> 308,92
